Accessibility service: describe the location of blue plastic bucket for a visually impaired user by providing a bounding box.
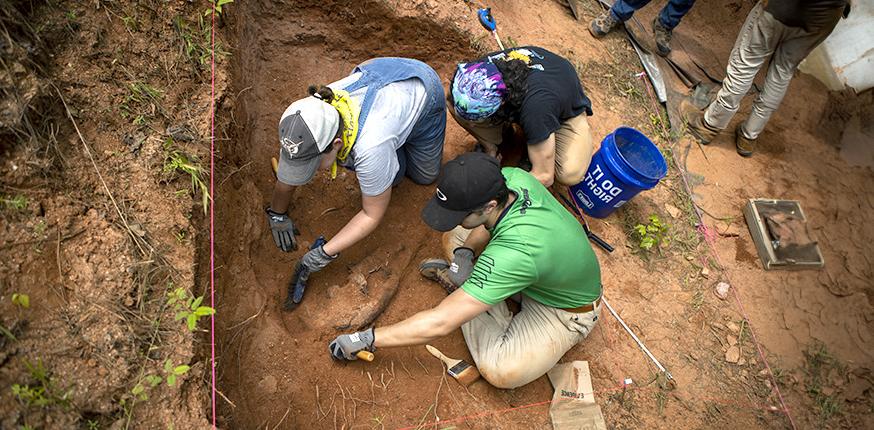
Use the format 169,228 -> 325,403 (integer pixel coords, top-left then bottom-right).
570,126 -> 667,218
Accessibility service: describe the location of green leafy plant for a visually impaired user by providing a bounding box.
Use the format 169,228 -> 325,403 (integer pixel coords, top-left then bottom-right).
130,359 -> 191,401
167,286 -> 215,331
12,293 -> 30,309
163,139 -> 210,215
204,0 -> 234,16
11,359 -> 72,409
163,360 -> 191,387
1,194 -> 28,210
633,214 -> 668,251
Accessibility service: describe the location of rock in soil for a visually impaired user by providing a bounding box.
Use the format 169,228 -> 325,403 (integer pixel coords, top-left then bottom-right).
725,346 -> 741,364
714,281 -> 731,300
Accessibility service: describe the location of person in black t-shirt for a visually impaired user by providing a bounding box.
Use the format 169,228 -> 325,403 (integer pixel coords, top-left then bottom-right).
448,46 -> 594,188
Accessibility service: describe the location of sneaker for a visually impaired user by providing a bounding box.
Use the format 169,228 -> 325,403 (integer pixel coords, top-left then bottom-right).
679,100 -> 719,145
589,11 -> 620,38
418,259 -> 457,294
652,18 -> 672,57
735,124 -> 755,157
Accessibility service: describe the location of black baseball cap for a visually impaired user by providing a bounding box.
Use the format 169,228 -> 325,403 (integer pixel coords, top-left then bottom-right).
421,153 -> 505,232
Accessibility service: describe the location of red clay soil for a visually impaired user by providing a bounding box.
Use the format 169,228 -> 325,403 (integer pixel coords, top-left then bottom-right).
1,1 -> 214,428
214,1 -> 873,429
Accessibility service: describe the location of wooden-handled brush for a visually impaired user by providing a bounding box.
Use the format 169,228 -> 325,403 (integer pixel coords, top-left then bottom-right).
425,345 -> 480,386
356,351 -> 374,362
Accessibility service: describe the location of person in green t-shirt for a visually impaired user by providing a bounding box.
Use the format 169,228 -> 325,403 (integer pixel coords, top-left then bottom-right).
327,153 -> 603,389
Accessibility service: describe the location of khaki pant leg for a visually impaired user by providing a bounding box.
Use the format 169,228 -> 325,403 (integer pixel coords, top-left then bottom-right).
553,114 -> 594,186
704,2 -> 781,130
742,18 -> 837,139
446,98 -> 503,154
462,295 -> 601,389
441,226 -> 472,260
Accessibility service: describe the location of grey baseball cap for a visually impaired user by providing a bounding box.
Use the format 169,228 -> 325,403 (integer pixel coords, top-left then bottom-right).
276,97 -> 340,186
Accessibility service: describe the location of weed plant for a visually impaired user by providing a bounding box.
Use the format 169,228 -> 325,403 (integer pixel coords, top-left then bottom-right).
162,138 -> 210,215
167,286 -> 215,331
11,359 -> 72,410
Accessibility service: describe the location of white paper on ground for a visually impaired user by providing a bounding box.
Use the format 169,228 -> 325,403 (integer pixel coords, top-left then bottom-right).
547,361 -> 607,430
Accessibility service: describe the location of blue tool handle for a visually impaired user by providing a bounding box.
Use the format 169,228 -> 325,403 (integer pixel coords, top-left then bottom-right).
478,8 -> 497,31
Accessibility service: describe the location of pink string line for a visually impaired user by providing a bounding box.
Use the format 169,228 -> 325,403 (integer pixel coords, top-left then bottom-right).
636,72 -> 797,430
209,2 -> 217,428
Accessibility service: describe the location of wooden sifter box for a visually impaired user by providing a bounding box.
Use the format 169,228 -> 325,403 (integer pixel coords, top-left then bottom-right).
742,199 -> 825,270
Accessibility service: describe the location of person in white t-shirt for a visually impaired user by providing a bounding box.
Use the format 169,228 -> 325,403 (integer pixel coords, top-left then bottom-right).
264,58 -> 446,309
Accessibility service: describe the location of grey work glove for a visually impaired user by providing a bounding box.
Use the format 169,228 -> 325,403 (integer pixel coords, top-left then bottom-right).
265,208 -> 297,252
448,247 -> 475,286
329,327 -> 375,361
299,244 -> 337,273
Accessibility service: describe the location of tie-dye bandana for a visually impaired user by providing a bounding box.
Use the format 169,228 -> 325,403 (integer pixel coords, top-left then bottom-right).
451,61 -> 506,121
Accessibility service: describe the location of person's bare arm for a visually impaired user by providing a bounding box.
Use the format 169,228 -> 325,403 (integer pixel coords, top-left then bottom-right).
321,188 -> 391,256
527,133 -> 556,187
270,181 -> 296,213
374,289 -> 491,347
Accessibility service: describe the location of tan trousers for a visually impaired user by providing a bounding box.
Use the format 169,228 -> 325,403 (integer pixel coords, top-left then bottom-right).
704,1 -> 840,139
462,295 -> 601,389
444,229 -> 600,389
448,100 -> 594,186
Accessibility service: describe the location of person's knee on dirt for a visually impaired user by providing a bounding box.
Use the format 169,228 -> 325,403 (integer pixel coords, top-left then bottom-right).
330,153 -> 602,391
589,0 -> 698,56
266,57 -> 445,267
449,46 -> 595,188
691,0 -> 848,156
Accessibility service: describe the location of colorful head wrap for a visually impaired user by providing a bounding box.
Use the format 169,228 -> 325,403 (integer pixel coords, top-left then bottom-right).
451,61 -> 507,121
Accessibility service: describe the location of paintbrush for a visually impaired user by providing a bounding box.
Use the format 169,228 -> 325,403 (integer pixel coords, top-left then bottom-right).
425,345 -> 480,386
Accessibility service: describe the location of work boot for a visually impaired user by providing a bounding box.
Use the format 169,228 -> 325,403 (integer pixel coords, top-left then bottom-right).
735,124 -> 755,157
652,17 -> 672,57
419,259 -> 457,294
589,11 -> 620,38
679,100 -> 720,144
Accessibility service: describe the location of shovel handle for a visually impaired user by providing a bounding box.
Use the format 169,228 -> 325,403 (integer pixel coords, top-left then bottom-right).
477,8 -> 497,31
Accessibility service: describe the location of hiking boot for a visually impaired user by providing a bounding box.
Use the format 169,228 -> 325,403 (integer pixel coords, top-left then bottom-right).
652,17 -> 672,56
679,100 -> 719,144
419,259 -> 457,294
735,124 -> 755,157
589,11 -> 620,38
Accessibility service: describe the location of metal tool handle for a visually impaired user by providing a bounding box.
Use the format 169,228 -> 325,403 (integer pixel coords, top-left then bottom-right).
587,231 -> 615,253
477,8 -> 496,31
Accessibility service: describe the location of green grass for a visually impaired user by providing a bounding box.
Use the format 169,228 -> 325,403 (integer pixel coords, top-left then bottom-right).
119,82 -> 163,125
173,15 -> 229,71
163,139 -> 210,215
803,342 -> 845,425
1,194 -> 28,210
